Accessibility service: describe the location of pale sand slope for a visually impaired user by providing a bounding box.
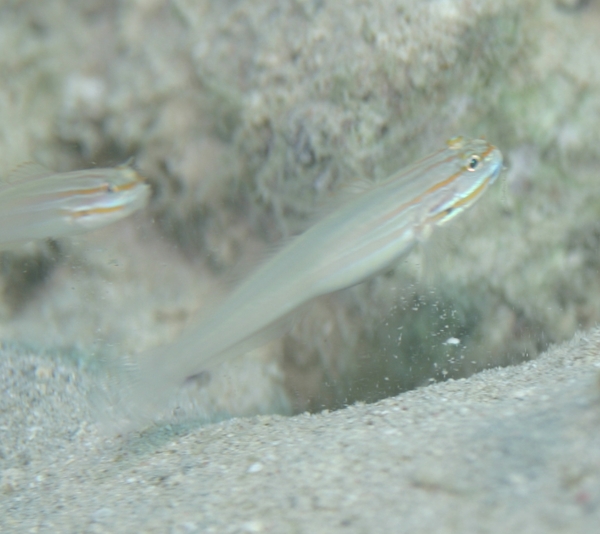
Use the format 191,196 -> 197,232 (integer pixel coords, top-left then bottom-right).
1,327 -> 600,533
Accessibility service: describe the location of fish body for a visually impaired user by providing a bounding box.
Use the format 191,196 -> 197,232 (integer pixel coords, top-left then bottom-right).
0,163 -> 150,248
119,137 -> 503,420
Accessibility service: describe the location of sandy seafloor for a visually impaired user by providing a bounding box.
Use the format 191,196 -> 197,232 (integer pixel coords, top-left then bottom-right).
1,327 -> 600,533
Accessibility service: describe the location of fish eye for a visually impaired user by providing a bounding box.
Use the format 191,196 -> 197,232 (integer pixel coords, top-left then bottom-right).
467,154 -> 480,171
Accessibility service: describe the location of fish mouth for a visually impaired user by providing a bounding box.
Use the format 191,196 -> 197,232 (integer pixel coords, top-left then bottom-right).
489,155 -> 504,183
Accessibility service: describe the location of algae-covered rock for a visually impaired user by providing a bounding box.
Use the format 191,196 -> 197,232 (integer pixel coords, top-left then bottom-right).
1,0 -> 600,418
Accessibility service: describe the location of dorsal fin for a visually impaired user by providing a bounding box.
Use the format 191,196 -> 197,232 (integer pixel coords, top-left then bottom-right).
115,156 -> 135,170
4,162 -> 52,184
341,176 -> 375,195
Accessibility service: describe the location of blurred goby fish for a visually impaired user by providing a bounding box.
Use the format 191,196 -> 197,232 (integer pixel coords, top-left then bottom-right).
0,162 -> 150,248
114,136 -> 503,423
